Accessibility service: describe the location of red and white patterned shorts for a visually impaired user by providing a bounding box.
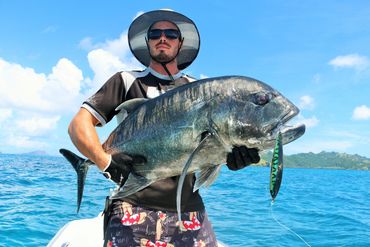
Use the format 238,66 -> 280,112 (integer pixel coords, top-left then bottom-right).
104,201 -> 218,247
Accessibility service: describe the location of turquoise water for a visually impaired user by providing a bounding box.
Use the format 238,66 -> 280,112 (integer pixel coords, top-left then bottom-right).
0,154 -> 369,246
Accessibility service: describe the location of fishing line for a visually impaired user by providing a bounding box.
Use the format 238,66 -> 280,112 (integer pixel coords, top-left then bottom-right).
270,202 -> 311,247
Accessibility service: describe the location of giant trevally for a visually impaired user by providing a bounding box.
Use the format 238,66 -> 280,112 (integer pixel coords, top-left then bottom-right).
60,76 -> 305,218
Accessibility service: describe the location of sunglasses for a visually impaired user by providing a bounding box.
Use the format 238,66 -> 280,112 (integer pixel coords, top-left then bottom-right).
148,29 -> 181,40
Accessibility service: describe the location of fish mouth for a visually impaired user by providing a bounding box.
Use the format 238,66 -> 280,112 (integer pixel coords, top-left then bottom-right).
264,105 -> 299,134
281,107 -> 299,124
278,123 -> 305,145
268,108 -> 305,145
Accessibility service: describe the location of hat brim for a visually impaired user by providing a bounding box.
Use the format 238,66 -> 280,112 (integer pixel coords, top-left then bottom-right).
128,10 -> 200,70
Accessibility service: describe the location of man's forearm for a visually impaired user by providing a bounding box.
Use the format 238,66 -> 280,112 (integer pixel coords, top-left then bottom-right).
68,108 -> 110,170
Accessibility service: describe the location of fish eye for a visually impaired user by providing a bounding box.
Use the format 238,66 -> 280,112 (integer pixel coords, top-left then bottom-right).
254,92 -> 272,105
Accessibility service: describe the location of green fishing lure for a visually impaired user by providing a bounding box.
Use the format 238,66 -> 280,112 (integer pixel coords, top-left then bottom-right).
270,132 -> 283,201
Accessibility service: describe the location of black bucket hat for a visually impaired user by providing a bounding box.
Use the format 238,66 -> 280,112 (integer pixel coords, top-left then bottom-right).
128,9 -> 200,70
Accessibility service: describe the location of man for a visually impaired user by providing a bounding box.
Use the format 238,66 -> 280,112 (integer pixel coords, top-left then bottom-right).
68,10 -> 260,247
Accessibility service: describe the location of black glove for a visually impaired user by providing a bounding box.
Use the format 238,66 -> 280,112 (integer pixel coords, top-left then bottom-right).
102,153 -> 146,186
226,146 -> 260,171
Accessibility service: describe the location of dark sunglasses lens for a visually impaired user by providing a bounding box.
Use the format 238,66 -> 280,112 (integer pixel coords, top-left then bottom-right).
148,29 -> 162,39
164,29 -> 180,39
148,29 -> 180,40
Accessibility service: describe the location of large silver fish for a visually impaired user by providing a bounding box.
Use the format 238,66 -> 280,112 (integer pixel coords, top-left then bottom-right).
60,76 -> 305,216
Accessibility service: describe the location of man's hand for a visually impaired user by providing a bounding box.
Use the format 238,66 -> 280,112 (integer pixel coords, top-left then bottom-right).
102,153 -> 146,186
226,146 -> 260,171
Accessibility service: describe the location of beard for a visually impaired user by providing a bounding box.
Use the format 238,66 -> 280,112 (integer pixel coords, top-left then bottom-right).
152,51 -> 174,63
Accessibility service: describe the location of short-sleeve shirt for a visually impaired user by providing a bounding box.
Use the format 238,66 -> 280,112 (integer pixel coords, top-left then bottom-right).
82,67 -> 204,212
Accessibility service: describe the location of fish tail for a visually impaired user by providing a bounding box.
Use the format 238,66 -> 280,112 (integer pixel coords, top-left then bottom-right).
59,148 -> 90,213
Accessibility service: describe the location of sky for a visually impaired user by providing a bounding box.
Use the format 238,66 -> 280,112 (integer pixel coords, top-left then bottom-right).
0,0 -> 370,158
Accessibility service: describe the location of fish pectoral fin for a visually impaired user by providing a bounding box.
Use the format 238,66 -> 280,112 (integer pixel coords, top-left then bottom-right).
110,173 -> 153,199
176,132 -> 212,224
59,148 -> 92,213
194,165 -> 222,192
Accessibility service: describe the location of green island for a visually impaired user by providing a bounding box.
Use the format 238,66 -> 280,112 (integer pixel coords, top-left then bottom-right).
256,151 -> 370,170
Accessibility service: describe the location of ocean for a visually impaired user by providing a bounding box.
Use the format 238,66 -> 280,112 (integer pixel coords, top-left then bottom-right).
0,154 -> 369,247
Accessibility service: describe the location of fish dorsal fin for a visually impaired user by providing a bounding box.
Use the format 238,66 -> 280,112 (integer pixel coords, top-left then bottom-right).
115,98 -> 148,113
194,165 -> 222,192
110,173 -> 153,199
115,98 -> 149,125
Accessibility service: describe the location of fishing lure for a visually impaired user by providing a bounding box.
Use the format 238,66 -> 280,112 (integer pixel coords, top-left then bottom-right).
270,131 -> 283,201
269,133 -> 312,246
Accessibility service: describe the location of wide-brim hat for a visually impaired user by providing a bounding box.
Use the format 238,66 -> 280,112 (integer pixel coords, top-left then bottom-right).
128,9 -> 200,70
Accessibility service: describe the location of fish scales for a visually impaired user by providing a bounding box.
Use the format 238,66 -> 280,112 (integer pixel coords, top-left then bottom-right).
104,79 -> 223,159
105,80 -> 213,148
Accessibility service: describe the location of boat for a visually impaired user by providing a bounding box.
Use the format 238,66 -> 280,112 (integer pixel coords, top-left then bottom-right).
47,213 -> 104,247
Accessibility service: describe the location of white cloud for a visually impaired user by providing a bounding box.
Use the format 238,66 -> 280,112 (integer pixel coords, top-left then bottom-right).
16,115 -> 60,136
87,49 -> 128,91
0,108 -> 12,124
1,27 -> 142,152
79,37 -> 97,51
326,130 -> 370,147
329,54 -> 369,71
0,57 -> 84,112
285,126 -> 370,156
295,114 -> 319,128
79,32 -> 135,61
6,133 -> 47,149
84,31 -> 142,92
298,95 -> 315,110
105,33 -> 131,58
46,58 -> 83,96
352,105 -> 370,120
0,57 -> 85,152
0,58 -> 47,110
0,112 -> 61,152
199,74 -> 209,79
80,31 -> 137,64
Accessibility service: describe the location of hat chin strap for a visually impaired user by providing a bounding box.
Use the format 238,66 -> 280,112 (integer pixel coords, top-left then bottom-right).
160,62 -> 175,81
146,38 -> 184,82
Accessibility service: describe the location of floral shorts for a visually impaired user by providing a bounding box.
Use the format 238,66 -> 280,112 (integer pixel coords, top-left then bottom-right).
103,201 -> 218,247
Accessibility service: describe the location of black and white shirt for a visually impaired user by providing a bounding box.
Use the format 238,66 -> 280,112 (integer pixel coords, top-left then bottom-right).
82,67 -> 204,212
